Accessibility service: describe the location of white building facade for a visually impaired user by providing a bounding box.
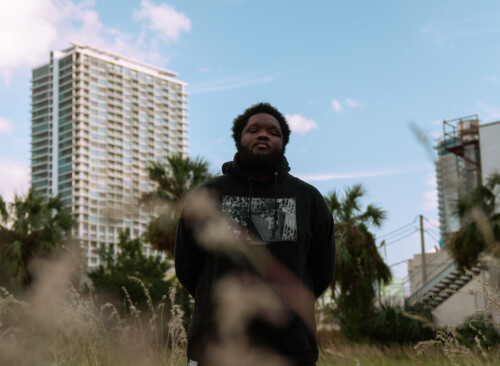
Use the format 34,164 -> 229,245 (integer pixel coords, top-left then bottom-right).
31,44 -> 188,267
435,142 -> 461,244
479,121 -> 500,212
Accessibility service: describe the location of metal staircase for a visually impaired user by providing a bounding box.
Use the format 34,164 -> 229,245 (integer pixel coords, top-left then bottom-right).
408,262 -> 483,309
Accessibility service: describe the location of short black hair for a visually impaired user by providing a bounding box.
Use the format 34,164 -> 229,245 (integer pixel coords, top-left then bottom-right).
232,102 -> 291,151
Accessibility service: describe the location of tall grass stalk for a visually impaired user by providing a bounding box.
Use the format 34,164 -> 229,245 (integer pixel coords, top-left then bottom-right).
0,251 -> 187,366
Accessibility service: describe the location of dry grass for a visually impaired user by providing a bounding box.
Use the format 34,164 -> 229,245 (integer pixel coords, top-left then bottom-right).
318,338 -> 500,365
2,192 -> 500,365
0,250 -> 187,366
2,253 -> 500,366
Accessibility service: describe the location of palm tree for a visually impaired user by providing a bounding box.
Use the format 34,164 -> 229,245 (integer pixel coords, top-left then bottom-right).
0,195 -> 8,222
142,153 -> 214,255
0,189 -> 74,290
448,173 -> 500,269
324,184 -> 392,340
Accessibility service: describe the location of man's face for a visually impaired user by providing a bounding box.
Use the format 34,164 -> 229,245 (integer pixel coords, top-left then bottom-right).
240,113 -> 284,157
238,113 -> 284,174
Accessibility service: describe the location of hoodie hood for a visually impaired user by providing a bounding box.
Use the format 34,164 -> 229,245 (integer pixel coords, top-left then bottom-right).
221,153 -> 290,182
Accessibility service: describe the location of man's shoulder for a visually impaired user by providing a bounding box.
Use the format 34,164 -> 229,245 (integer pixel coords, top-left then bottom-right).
286,174 -> 322,196
196,174 -> 232,192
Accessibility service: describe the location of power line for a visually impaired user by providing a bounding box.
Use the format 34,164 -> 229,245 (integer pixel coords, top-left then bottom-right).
389,259 -> 408,267
378,216 -> 418,239
425,227 -> 441,237
423,216 -> 440,229
384,227 -> 419,242
384,228 -> 420,247
379,225 -> 419,241
424,229 -> 440,244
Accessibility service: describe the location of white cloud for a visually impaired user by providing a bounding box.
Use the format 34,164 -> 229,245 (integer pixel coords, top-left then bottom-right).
331,98 -> 364,112
345,97 -> 364,108
285,114 -> 317,135
296,165 -> 426,182
0,158 -> 30,203
0,117 -> 13,133
0,0 -> 59,83
487,75 -> 499,83
331,99 -> 342,112
133,0 -> 191,42
0,0 -> 191,83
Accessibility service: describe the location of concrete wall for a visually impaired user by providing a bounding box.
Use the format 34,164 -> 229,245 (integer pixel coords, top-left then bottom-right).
479,121 -> 500,213
479,121 -> 500,183
408,250 -> 453,294
431,273 -> 488,327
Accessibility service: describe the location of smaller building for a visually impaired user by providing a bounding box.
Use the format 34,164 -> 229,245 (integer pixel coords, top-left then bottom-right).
376,277 -> 405,306
407,250 -> 496,327
414,116 -> 500,327
408,250 -> 453,295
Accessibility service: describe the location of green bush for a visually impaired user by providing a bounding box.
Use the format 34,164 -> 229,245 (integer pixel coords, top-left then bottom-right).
456,314 -> 500,348
367,302 -> 435,344
88,230 -> 173,309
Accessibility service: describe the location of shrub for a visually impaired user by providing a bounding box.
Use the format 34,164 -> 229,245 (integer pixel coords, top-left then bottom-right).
367,302 -> 435,344
456,314 -> 500,348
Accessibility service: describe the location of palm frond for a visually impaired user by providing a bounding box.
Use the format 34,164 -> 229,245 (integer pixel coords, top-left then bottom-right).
356,204 -> 387,228
0,195 -> 8,223
486,172 -> 500,191
341,184 -> 365,221
324,191 -> 341,216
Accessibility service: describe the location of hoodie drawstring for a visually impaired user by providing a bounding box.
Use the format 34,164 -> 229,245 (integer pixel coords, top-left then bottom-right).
247,177 -> 253,228
274,172 -> 278,228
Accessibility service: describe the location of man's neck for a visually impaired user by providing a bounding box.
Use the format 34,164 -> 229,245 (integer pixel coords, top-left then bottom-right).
247,171 -> 275,182
236,152 -> 283,182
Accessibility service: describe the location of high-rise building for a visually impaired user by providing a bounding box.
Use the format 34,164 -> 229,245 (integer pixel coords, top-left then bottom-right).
435,115 -> 481,245
435,141 -> 461,244
30,44 -> 188,267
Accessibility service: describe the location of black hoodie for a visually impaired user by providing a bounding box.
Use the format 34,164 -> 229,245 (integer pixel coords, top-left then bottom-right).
175,154 -> 335,365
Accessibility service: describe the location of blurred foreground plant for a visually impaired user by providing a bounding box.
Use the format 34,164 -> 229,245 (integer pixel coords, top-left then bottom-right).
0,251 -> 187,366
413,266 -> 500,366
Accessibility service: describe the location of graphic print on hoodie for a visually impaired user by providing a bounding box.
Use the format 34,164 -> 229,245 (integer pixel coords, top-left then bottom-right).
222,195 -> 298,243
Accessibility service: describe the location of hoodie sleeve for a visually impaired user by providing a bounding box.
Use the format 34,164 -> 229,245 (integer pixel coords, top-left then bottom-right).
308,189 -> 336,298
174,215 -> 205,297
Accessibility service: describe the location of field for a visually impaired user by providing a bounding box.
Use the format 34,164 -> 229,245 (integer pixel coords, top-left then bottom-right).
1,252 -> 500,366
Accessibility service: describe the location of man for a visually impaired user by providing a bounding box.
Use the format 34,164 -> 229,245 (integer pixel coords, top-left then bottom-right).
175,102 -> 335,366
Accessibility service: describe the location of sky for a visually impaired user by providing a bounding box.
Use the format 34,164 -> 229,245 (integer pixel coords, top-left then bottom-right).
1,0 -> 500,279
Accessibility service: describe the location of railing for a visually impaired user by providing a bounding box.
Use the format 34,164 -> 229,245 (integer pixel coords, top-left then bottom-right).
407,262 -> 456,305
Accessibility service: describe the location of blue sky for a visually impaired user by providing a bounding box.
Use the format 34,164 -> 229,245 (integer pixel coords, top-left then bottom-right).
1,0 -> 500,278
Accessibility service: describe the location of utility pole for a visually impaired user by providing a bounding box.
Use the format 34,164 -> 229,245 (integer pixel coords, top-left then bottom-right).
420,215 -> 427,285
380,240 -> 387,262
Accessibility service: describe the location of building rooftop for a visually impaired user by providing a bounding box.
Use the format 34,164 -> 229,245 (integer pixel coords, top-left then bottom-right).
34,43 -> 187,86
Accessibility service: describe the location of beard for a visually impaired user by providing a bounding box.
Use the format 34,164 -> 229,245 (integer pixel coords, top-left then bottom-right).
237,144 -> 284,176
